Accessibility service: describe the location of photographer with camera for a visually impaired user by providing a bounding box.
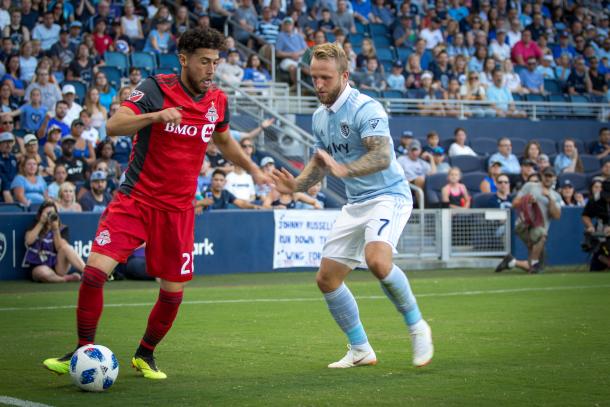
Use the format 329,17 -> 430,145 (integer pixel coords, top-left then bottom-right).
582,179 -> 610,271
23,201 -> 85,282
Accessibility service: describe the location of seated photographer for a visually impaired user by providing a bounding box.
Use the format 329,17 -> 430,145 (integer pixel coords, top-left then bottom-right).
23,201 -> 85,283
582,179 -> 610,271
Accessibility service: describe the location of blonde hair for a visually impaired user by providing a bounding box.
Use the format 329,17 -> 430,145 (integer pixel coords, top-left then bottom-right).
58,182 -> 77,204
312,43 -> 348,73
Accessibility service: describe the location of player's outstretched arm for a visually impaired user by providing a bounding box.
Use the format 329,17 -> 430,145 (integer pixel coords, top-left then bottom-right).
316,136 -> 392,178
212,128 -> 269,185
106,106 -> 182,137
271,158 -> 326,194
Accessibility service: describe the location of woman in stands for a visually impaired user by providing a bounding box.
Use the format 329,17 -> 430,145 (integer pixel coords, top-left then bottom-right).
67,44 -> 96,83
356,38 -> 376,70
242,54 -> 272,86
56,182 -> 82,212
10,157 -> 47,207
84,87 -> 108,132
121,1 -> 145,42
448,127 -> 478,157
93,71 -> 117,112
117,86 -> 133,103
441,167 -> 471,209
342,41 -> 357,73
19,41 -> 37,83
522,140 -> 542,163
480,161 -> 502,193
453,54 -> 468,84
480,57 -> 497,88
143,17 -> 174,54
554,138 -> 584,174
23,201 -> 84,283
559,179 -> 585,207
47,164 -> 67,201
405,53 -> 424,89
2,55 -> 25,99
95,140 -> 122,185
554,54 -> 571,88
501,59 -> 525,94
0,82 -> 19,114
418,72 -> 445,116
173,6 -> 191,36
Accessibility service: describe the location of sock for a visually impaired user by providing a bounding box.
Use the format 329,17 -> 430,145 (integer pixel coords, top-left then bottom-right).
531,260 -> 539,266
323,284 -> 368,347
380,265 -> 422,327
508,258 -> 517,268
139,289 -> 183,353
76,266 -> 107,347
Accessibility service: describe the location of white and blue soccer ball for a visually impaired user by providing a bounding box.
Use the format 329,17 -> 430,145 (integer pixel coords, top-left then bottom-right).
70,345 -> 119,392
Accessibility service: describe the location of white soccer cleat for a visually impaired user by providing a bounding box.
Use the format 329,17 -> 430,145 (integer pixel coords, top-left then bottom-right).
410,320 -> 434,367
328,345 -> 377,368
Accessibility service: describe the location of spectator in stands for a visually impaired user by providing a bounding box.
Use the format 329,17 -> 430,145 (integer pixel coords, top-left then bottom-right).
342,41 -> 357,73
511,29 -> 542,66
61,85 -> 82,127
23,201 -> 84,283
536,55 -> 555,79
566,57 -> 592,95
484,173 -> 513,208
43,126 -> 62,169
489,137 -> 521,174
554,138 -> 584,174
490,28 -> 510,62
430,50 -> 454,90
92,71 -> 117,112
84,88 -> 107,132
318,8 -> 336,33
0,131 -> 16,202
47,163 -> 66,200
552,32 -> 576,62
19,41 -> 38,83
405,53 -> 424,88
479,57 -> 497,88
6,88 -> 45,134
118,87 -> 133,104
69,119 -> 95,166
460,70 -> 495,117
21,133 -> 47,172
56,181 -> 82,212
11,157 -> 47,206
24,67 -> 62,112
56,135 -> 88,185
2,55 -> 25,99
206,140 -> 231,171
441,167 -> 471,208
0,83 -> 18,114
496,167 -> 561,274
480,160 -> 502,193
356,37 -> 376,70
77,111 -> 98,146
536,153 -> 551,171
448,127 -> 477,157
256,7 -> 281,46
452,54 -> 468,84
333,0 -> 355,35
394,15 -> 416,49
37,103 -> 70,143
32,11 -> 60,52
553,54 -> 571,87
520,57 -> 545,94
95,140 -> 121,184
20,0 -> 38,32
125,67 -> 142,89
397,139 -> 436,189
275,17 -> 308,86
173,6 -> 191,36
68,21 -> 82,47
50,29 -> 76,72
226,163 -> 256,202
79,170 -> 112,212
590,128 -> 610,159
512,159 -> 537,192
233,0 -> 258,47
443,77 -> 471,117
86,0 -> 115,34
501,59 -> 525,94
559,179 -> 585,207
143,17 -> 173,54
395,130 -> 413,156
588,57 -> 609,99
352,0 -> 373,24
418,71 -> 445,115
486,68 -> 526,118
120,1 -> 144,42
295,181 -> 326,209
354,57 -> 386,92
420,17 -> 443,50
468,45 -> 487,73
522,140 -> 542,163
66,44 -> 95,83
195,169 -> 261,211
216,48 -> 244,85
385,61 -> 406,91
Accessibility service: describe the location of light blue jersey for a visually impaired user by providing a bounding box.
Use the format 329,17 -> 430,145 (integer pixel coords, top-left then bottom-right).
312,85 -> 412,204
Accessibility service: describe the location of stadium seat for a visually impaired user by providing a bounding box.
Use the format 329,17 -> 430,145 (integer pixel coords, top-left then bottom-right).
348,33 -> 365,47
580,154 -> 601,174
557,173 -> 588,194
157,53 -> 181,73
461,171 -> 487,195
471,192 -> 496,208
376,47 -> 394,61
470,137 -> 498,156
406,88 -> 425,99
369,23 -> 389,36
449,155 -> 484,173
379,60 -> 394,72
0,203 -> 25,212
512,93 -> 523,101
104,51 -> 129,74
543,78 -> 562,95
28,203 -> 42,213
131,52 -> 157,74
61,80 -> 86,103
355,21 -> 367,34
511,138 -> 528,156
360,89 -> 379,98
537,138 -> 558,155
547,94 -> 570,118
98,66 -> 123,89
525,93 -> 545,103
382,90 -> 404,98
439,137 -> 455,152
570,95 -> 594,117
396,47 -> 412,62
424,173 -> 447,206
155,67 -> 177,75
373,36 -> 392,48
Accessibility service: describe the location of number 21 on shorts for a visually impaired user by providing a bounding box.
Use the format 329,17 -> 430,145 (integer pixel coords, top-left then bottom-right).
181,252 -> 193,275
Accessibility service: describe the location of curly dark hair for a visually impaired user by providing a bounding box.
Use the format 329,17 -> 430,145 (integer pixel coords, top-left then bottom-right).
178,27 -> 226,55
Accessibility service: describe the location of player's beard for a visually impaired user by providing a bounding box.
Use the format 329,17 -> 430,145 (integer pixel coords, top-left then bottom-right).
316,80 -> 343,106
186,71 -> 211,95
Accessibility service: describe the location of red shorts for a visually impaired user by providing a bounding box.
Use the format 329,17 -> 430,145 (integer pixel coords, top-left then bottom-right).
91,192 -> 195,282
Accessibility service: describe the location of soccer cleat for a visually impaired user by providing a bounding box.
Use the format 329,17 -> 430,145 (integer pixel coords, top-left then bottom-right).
328,345 -> 377,368
529,262 -> 544,274
42,351 -> 74,375
495,254 -> 515,273
132,355 -> 167,379
410,320 -> 434,367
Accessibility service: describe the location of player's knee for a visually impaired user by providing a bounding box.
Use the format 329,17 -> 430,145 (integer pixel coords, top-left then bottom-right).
316,271 -> 338,293
365,255 -> 392,278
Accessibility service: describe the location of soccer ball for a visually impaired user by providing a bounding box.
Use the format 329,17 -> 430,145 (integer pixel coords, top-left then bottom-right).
69,345 -> 119,392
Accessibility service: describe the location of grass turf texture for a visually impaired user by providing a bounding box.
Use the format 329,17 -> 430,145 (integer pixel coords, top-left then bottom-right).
0,268 -> 609,406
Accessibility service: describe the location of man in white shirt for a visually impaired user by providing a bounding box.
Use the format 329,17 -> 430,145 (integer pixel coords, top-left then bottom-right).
419,17 -> 443,50
225,164 -> 256,202
215,48 -> 244,85
490,29 -> 510,62
60,85 -> 83,127
397,139 -> 436,188
32,11 -> 61,51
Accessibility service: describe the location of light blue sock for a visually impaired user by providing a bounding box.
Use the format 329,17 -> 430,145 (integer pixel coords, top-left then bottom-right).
380,265 -> 422,326
323,283 -> 368,346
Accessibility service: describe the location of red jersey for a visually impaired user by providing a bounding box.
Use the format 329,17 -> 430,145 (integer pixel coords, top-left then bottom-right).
121,74 -> 229,211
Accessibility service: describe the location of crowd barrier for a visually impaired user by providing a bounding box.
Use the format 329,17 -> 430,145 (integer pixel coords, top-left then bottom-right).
0,208 -> 588,280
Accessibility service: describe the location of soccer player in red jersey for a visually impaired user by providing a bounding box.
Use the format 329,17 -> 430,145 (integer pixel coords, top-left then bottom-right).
43,27 -> 270,379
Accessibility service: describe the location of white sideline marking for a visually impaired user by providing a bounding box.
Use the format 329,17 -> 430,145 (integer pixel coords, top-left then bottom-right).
0,396 -> 53,407
0,284 -> 609,312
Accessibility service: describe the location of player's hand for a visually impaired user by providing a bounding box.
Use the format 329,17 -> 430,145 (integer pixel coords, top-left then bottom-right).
251,166 -> 272,186
155,107 -> 182,125
261,117 -> 275,128
315,149 -> 349,178
195,206 -> 203,215
270,168 -> 296,194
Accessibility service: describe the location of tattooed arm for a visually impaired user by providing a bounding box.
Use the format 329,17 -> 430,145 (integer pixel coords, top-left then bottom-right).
271,156 -> 326,194
316,136 -> 392,178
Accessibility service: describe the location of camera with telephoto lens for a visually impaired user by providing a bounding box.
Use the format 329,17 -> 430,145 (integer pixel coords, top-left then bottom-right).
581,231 -> 606,253
47,212 -> 59,223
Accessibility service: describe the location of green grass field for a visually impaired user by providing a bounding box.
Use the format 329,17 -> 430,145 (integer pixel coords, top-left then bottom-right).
1,268 -> 609,407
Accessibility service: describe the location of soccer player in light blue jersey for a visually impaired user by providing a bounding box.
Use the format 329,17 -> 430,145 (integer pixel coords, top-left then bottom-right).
272,43 -> 433,368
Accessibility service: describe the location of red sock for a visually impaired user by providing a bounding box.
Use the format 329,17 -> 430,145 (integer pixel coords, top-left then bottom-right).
76,266 -> 107,347
139,289 -> 183,351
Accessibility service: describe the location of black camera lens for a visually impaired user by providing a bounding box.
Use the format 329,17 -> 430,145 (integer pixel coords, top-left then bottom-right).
48,212 -> 59,222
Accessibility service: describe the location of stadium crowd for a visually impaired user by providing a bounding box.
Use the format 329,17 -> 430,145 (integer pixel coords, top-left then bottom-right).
0,0 -> 609,214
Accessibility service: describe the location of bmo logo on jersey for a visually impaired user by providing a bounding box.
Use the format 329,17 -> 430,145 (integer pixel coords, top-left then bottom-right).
164,123 -> 216,142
